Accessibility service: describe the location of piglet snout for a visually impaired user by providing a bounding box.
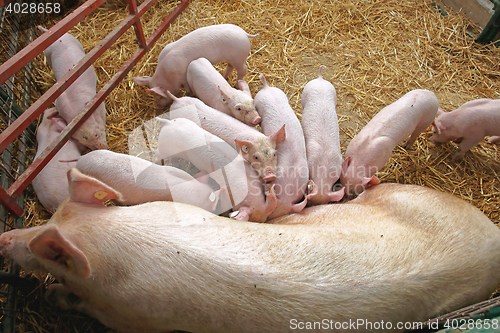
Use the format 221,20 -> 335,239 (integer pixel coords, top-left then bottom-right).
0,232 -> 14,258
93,135 -> 108,150
263,173 -> 276,182
251,116 -> 262,126
430,138 -> 441,145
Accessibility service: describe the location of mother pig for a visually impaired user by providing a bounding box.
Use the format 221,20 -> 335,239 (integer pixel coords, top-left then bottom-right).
1,169 -> 499,333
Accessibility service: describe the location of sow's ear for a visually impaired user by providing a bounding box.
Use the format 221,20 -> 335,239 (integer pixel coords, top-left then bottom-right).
67,168 -> 122,205
341,156 -> 352,175
29,224 -> 90,279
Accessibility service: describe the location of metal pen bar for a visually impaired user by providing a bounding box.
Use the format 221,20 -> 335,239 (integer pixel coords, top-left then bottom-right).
1,0 -> 191,216
0,0 -> 107,85
0,0 -> 181,153
128,0 -> 147,49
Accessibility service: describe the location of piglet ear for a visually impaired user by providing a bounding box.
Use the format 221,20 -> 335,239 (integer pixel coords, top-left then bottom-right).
327,187 -> 345,202
133,76 -> 151,86
341,157 -> 352,175
44,107 -> 60,119
145,87 -> 167,98
218,86 -> 230,104
269,124 -> 286,148
28,224 -> 90,279
234,139 -> 253,156
67,168 -> 122,205
51,117 -> 68,133
290,196 -> 307,213
361,175 -> 380,188
432,119 -> 443,135
437,106 -> 446,116
237,80 -> 251,95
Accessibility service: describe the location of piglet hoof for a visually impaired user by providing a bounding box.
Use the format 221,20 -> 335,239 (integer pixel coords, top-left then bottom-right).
230,209 -> 251,221
306,180 -> 316,195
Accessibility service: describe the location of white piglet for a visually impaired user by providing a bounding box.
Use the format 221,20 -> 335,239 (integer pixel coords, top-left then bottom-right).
133,24 -> 258,109
155,117 -> 277,222
301,65 -> 344,205
167,92 -> 286,182
3,173 -> 500,333
32,108 -> 85,212
38,26 -> 107,150
254,74 -> 309,219
155,117 -> 241,213
76,150 -> 227,214
341,89 -> 439,197
431,99 -> 500,161
186,57 -> 261,126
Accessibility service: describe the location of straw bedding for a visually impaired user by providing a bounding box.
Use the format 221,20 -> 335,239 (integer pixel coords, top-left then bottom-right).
13,0 -> 500,331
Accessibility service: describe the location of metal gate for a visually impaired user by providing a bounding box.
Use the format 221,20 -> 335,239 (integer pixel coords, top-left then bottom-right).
0,0 -> 190,330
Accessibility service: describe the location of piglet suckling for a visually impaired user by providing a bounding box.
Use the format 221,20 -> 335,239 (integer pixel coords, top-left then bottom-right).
155,115 -> 277,222
341,89 -> 439,197
75,150 -> 227,214
431,99 -> 500,162
155,117 -> 244,214
186,57 -> 260,126
133,24 -> 258,109
3,171 -> 500,333
227,161 -> 277,223
166,92 -> 285,182
301,65 -> 344,205
32,108 -> 85,212
38,26 -> 107,150
254,74 -> 308,219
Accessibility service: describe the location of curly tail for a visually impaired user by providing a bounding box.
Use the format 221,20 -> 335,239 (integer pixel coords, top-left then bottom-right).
318,65 -> 327,79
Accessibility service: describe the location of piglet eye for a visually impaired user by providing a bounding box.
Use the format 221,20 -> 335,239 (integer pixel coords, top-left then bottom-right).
237,107 -> 241,111
254,156 -> 259,160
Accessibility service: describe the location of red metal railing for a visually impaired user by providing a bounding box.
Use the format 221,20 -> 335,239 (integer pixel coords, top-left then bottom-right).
0,0 -> 191,217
